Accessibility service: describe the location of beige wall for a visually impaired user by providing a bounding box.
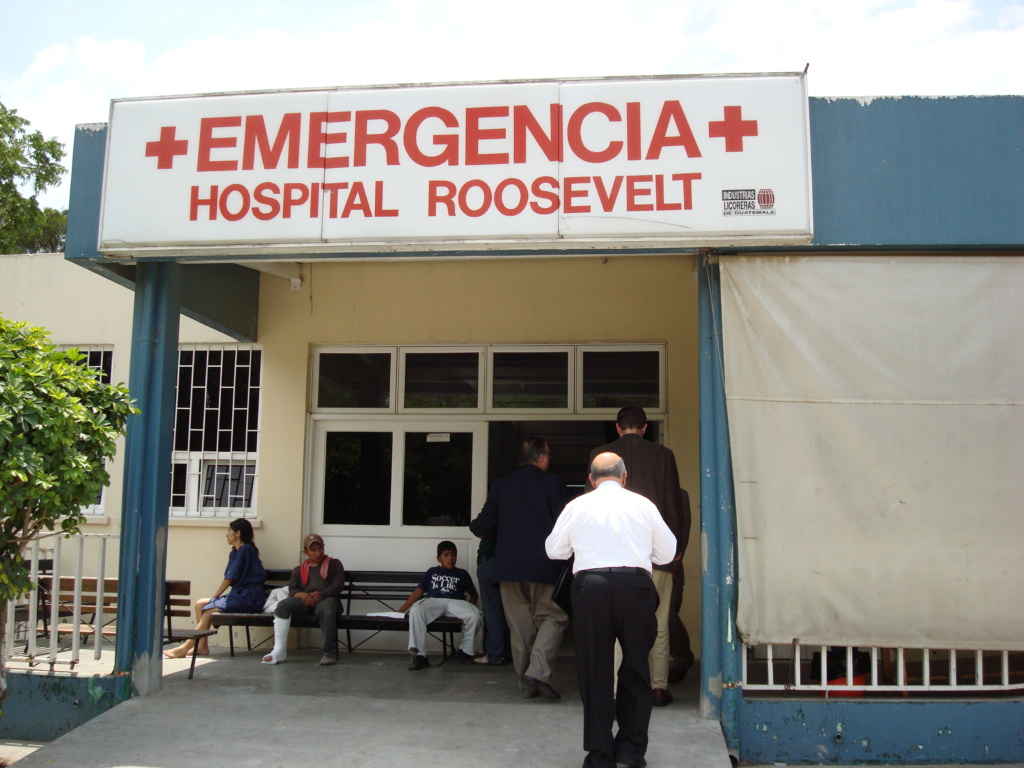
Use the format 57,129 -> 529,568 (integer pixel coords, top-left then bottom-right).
1,251 -> 704,656
256,252 -> 703,655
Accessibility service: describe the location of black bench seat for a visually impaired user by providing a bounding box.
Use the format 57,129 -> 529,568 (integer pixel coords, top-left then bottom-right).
210,569 -> 463,661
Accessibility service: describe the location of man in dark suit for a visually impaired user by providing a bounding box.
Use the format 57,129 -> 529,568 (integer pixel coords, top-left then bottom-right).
470,436 -> 569,699
590,405 -> 689,706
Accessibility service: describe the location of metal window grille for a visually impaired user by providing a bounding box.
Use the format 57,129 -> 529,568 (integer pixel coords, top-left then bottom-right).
59,346 -> 114,514
742,641 -> 1024,696
79,348 -> 113,384
170,345 -> 262,518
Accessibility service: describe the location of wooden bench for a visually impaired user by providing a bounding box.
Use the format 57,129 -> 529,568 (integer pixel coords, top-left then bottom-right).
38,576 -> 216,679
162,579 -> 222,679
211,569 -> 463,661
40,575 -> 120,644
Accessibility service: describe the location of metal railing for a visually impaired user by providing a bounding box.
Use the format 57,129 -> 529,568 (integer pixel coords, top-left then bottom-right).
743,641 -> 1024,695
3,533 -> 119,669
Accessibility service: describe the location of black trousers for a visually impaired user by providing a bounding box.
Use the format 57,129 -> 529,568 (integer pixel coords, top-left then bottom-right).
572,569 -> 658,768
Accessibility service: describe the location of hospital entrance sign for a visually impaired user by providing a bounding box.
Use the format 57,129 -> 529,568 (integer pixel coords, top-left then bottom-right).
99,74 -> 812,257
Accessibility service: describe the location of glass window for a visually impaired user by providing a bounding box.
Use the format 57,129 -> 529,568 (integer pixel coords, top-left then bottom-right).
171,463 -> 188,509
61,346 -> 115,514
171,345 -> 262,518
492,351 -> 569,409
403,352 -> 479,409
322,431 -> 393,525
402,432 -> 474,526
581,349 -> 661,409
174,348 -> 261,453
202,463 -> 256,508
312,344 -> 664,415
318,352 -> 392,408
81,349 -> 113,383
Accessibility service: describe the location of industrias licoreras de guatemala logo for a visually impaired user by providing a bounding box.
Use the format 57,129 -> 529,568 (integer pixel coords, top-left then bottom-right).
722,188 -> 777,216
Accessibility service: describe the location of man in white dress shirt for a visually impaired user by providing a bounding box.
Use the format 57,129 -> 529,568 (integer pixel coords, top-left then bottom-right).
545,452 -> 677,768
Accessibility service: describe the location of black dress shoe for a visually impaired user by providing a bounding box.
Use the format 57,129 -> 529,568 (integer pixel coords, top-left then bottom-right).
522,675 -> 561,700
652,687 -> 673,707
668,655 -> 695,684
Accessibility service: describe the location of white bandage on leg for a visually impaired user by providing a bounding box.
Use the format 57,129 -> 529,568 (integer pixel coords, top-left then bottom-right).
261,616 -> 291,664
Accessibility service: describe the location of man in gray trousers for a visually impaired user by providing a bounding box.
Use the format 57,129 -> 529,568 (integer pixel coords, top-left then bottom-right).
262,533 -> 345,666
470,436 -> 569,699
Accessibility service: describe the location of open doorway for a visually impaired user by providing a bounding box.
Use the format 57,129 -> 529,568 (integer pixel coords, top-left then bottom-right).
486,420 -> 663,500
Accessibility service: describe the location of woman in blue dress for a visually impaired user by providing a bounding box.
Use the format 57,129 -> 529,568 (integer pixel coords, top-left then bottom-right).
164,518 -> 267,658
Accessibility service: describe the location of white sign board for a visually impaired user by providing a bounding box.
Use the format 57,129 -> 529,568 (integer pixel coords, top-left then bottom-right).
99,74 -> 812,257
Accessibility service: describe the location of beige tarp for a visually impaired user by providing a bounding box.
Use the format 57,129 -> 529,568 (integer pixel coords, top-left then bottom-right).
721,255 -> 1024,650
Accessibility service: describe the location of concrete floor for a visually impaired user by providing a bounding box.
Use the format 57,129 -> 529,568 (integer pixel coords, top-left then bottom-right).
4,647 -> 1020,768
2,646 -> 730,768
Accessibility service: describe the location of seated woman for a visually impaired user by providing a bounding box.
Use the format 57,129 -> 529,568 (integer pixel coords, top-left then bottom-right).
164,517 -> 267,658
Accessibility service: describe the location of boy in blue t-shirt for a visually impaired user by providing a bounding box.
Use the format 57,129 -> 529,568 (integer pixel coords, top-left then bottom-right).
398,540 -> 482,670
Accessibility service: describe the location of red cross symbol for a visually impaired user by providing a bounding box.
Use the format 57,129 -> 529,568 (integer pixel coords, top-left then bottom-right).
145,126 -> 189,169
708,106 -> 758,152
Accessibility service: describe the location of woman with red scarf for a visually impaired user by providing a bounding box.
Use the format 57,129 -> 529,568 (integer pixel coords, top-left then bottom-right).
262,533 -> 346,666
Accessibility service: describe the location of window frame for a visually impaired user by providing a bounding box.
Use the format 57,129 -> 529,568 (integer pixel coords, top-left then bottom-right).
60,345 -> 115,516
487,345 -> 574,414
311,345 -> 398,414
397,346 -> 486,414
310,343 -> 665,417
307,417 -> 489,536
575,343 -> 666,415
170,344 -> 263,520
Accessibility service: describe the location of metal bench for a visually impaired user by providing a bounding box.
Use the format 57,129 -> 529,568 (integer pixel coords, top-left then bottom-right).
211,569 -> 463,661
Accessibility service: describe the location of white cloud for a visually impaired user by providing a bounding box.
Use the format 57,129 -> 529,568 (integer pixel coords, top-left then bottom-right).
3,0 -> 1020,210
24,43 -> 72,78
691,0 -> 1024,97
75,37 -> 148,84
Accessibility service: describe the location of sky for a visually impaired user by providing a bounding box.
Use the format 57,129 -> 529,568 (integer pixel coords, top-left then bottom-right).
2,0 -> 1022,210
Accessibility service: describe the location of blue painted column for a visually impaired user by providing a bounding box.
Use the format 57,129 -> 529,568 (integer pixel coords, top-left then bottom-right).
115,261 -> 182,697
698,259 -> 723,720
698,258 -> 742,750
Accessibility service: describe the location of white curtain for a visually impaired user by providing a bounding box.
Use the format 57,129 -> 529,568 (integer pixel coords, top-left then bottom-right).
720,255 -> 1024,650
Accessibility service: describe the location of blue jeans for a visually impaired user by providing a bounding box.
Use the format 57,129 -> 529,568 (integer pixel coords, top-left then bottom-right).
477,557 -> 510,663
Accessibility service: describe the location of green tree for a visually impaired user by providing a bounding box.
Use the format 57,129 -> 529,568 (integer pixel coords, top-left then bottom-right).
0,99 -> 67,253
0,315 -> 138,712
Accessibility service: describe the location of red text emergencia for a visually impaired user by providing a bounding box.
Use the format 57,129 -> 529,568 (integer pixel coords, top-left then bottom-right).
150,101 -> 717,173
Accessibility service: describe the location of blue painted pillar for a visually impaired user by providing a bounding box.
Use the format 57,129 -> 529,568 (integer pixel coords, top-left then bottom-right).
698,258 -> 742,750
699,259 -> 723,720
115,261 -> 182,697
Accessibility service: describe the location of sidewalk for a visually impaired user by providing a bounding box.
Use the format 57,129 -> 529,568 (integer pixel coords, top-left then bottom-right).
5,648 -> 1019,768
3,647 -> 730,768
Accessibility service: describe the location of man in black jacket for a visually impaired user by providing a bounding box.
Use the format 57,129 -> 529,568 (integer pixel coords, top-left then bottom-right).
470,436 -> 568,699
590,405 -> 689,706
